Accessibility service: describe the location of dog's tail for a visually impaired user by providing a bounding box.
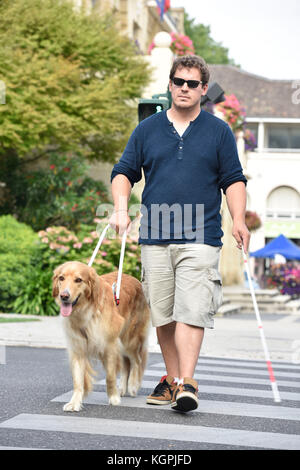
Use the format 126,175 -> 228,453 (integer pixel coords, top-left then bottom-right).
84,359 -> 97,396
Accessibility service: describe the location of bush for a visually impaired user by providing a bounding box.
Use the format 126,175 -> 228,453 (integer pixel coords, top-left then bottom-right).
19,153 -> 111,231
0,215 -> 38,312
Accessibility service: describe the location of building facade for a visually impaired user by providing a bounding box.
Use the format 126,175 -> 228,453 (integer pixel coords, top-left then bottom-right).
209,65 -> 300,253
73,0 -> 184,54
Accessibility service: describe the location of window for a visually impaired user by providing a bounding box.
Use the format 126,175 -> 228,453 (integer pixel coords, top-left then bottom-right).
267,125 -> 300,149
266,186 -> 300,219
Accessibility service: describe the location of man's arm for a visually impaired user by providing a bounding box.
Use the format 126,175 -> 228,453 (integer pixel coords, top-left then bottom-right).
225,181 -> 250,253
109,174 -> 132,235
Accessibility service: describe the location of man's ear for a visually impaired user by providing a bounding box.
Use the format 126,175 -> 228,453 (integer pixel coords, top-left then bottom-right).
201,83 -> 209,96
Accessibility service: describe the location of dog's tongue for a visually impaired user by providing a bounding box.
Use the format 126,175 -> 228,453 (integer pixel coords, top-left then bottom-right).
60,303 -> 72,317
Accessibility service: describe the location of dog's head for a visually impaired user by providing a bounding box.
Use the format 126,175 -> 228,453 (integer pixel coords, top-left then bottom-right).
52,261 -> 99,317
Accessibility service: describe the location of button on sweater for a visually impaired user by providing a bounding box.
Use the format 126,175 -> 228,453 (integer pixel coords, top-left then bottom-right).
111,109 -> 247,246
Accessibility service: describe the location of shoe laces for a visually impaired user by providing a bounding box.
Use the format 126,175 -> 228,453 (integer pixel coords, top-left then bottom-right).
153,375 -> 170,394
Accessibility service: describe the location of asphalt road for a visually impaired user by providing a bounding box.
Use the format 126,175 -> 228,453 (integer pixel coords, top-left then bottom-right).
0,345 -> 300,453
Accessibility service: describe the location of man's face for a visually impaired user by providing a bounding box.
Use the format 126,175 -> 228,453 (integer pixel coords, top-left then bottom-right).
169,66 -> 208,110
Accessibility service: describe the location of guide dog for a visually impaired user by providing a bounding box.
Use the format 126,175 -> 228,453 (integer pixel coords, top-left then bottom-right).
52,261 -> 150,411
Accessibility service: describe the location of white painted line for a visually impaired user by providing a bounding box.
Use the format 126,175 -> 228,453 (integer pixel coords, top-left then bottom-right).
94,378 -> 300,401
1,414 -> 299,450
149,364 -> 300,379
142,369 -> 300,389
52,391 -> 300,421
152,359 -> 300,371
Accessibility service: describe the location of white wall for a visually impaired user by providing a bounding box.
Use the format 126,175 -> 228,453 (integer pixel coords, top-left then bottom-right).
246,151 -> 300,250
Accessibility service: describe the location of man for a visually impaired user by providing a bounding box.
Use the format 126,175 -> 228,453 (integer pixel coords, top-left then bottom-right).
109,55 -> 250,412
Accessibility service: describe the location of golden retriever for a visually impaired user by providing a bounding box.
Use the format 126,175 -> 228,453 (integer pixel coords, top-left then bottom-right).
52,261 -> 150,411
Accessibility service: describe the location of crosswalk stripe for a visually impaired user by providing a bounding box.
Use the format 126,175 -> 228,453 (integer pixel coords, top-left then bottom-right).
111,368 -> 300,389
152,359 -> 300,372
95,378 -> 300,401
51,390 -> 300,421
149,364 -> 300,379
1,414 -> 299,450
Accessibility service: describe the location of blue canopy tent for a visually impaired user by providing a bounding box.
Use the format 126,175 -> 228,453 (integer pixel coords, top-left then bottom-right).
250,234 -> 300,260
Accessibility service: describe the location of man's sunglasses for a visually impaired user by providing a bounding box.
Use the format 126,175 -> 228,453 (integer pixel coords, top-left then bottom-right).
172,77 -> 203,89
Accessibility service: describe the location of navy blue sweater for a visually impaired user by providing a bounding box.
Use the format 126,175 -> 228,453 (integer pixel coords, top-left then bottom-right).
111,109 -> 247,246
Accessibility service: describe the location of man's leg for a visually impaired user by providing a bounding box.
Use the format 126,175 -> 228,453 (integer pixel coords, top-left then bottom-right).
174,322 -> 204,378
156,321 -> 179,377
156,321 -> 204,379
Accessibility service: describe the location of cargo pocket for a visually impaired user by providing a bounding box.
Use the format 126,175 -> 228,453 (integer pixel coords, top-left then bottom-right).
207,268 -> 223,314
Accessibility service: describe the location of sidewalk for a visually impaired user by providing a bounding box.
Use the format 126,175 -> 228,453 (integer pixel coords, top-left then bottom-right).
0,312 -> 299,362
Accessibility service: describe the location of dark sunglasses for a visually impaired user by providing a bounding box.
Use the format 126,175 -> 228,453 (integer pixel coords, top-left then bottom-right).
172,77 -> 203,89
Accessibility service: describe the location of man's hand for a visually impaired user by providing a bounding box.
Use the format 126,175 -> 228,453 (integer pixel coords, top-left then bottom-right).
109,210 -> 131,236
232,219 -> 250,253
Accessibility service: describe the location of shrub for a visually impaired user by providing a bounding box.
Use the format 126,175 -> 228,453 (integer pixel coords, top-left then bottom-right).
0,215 -> 37,312
19,153 -> 110,231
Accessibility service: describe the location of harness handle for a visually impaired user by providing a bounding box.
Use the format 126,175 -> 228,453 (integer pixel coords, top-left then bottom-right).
88,224 -> 127,306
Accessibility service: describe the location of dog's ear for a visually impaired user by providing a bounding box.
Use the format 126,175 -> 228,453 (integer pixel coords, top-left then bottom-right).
52,265 -> 62,298
87,267 -> 100,306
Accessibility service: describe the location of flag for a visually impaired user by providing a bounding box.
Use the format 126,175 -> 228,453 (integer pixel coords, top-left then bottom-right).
156,0 -> 170,20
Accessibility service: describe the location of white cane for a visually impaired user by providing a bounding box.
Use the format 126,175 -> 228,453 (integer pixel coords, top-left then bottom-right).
88,223 -> 127,307
242,246 -> 281,403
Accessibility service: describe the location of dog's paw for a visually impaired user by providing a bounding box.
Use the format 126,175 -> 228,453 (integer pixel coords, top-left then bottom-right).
109,394 -> 121,406
128,385 -> 138,397
119,381 -> 127,397
63,401 -> 82,412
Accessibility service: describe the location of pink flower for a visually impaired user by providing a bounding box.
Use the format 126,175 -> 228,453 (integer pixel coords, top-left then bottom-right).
83,237 -> 93,244
41,237 -> 49,243
73,242 -> 82,249
101,251 -> 107,257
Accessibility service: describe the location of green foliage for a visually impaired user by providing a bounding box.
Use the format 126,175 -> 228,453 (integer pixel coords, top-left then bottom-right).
20,153 -> 110,231
184,13 -> 238,65
0,215 -> 37,312
0,0 -> 150,162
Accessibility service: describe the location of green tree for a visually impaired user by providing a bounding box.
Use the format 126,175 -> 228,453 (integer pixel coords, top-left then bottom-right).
184,13 -> 238,65
0,0 -> 150,165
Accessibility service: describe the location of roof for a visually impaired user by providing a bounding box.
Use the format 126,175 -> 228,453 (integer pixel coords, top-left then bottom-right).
208,65 -> 299,119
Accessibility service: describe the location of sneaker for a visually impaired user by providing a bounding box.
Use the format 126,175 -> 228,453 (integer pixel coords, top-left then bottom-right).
171,377 -> 198,412
146,375 -> 177,405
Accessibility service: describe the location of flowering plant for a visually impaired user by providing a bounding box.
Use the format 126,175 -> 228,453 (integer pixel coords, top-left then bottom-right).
170,32 -> 195,56
148,32 -> 194,56
266,263 -> 300,298
244,128 -> 257,151
245,211 -> 261,231
215,94 -> 246,132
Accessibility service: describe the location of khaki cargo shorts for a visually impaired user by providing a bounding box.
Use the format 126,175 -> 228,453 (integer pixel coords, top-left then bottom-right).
141,244 -> 223,329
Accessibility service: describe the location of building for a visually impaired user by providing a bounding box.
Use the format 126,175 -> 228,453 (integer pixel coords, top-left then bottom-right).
209,65 -> 300,254
73,0 -> 184,54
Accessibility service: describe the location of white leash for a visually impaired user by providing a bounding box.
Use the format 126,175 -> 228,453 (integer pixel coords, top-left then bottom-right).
242,246 -> 281,403
88,223 -> 127,306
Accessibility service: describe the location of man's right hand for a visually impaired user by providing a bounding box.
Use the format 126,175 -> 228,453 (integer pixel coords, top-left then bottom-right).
109,210 -> 131,236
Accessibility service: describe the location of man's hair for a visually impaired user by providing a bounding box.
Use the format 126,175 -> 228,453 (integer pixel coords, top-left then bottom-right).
169,55 -> 210,86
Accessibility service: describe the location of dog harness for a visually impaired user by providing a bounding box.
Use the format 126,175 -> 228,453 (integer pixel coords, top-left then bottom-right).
88,224 -> 127,306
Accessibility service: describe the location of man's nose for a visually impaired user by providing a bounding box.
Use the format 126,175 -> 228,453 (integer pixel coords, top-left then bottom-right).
60,290 -> 70,302
181,82 -> 189,91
